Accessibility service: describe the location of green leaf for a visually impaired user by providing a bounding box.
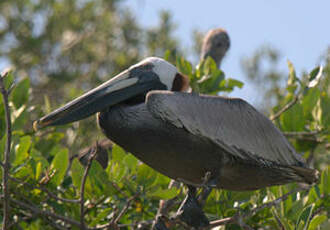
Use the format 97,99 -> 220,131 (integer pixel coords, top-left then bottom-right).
149,187 -> 179,200
226,78 -> 244,89
30,149 -> 49,169
308,66 -> 321,82
308,66 -> 323,88
287,60 -> 298,93
0,104 -> 5,140
35,162 -> 42,181
176,56 -> 192,76
90,208 -> 113,226
137,164 -> 157,187
2,69 -> 14,90
302,87 -> 320,119
112,145 -> 126,163
280,103 -> 305,131
13,136 -> 31,166
86,161 -> 114,198
320,95 -> 330,127
295,204 -> 314,230
164,50 -> 171,61
123,154 -> 138,171
308,215 -> 327,230
0,134 -> 6,162
203,56 -> 217,75
50,148 -> 69,186
71,158 -> 84,189
10,78 -> 30,108
287,60 -> 297,84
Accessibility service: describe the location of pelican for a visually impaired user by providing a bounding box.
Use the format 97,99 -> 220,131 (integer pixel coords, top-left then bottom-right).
78,28 -> 231,171
201,28 -> 230,68
34,57 -> 318,227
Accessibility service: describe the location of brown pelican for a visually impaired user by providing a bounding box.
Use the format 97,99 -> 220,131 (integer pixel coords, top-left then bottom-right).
34,57 -> 318,227
78,28 -> 231,171
200,28 -> 230,68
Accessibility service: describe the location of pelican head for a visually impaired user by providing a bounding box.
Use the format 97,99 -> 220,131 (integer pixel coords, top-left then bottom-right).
201,28 -> 230,68
33,57 -> 189,130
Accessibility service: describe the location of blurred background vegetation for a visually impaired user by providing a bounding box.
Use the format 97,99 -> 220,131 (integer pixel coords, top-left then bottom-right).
0,0 -> 329,229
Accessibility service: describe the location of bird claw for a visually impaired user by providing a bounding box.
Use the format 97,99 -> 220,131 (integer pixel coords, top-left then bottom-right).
175,188 -> 209,228
153,216 -> 170,230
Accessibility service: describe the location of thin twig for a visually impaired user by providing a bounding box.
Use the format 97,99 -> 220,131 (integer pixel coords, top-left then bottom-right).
80,144 -> 98,229
272,210 -> 286,230
9,175 -> 80,203
243,187 -> 308,219
270,95 -> 298,120
283,130 -> 322,137
113,195 -> 137,224
0,69 -> 13,229
201,186 -> 309,229
44,217 -> 67,230
10,198 -> 81,227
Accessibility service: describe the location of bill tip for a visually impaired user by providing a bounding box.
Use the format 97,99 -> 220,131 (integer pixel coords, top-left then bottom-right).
33,120 -> 42,131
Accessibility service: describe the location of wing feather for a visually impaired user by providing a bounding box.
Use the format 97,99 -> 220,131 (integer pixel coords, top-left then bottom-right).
146,91 -> 304,166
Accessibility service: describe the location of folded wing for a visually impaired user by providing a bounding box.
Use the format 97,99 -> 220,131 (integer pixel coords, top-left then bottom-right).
146,91 -> 304,166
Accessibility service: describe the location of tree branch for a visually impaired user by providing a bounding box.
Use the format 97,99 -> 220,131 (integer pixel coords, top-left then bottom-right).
10,198 -> 81,227
0,69 -> 13,230
202,186 -> 309,229
283,130 -> 322,137
80,143 -> 98,229
270,95 -> 298,121
9,175 -> 80,204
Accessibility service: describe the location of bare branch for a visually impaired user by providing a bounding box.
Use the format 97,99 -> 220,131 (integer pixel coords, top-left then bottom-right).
80,144 -> 98,229
270,95 -> 298,121
9,175 -> 80,204
113,195 -> 137,224
202,186 -> 309,229
243,187 -> 308,219
272,210 -> 286,230
10,198 -> 81,227
283,130 -> 322,137
0,69 -> 13,229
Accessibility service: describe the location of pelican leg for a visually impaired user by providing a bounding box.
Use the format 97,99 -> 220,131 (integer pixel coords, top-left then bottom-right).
198,172 -> 218,207
175,185 -> 209,228
153,216 -> 169,230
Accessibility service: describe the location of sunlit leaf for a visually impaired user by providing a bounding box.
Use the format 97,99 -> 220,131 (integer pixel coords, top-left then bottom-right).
13,135 -> 31,166
50,148 -> 69,186
2,69 -> 14,90
280,103 -> 305,131
11,78 -> 30,109
90,208 -> 113,226
123,153 -> 138,171
287,60 -> 298,93
302,87 -> 320,119
149,187 -> 179,200
308,215 -> 327,230
71,158 -> 84,189
112,145 -> 126,163
137,164 -> 157,187
295,204 -> 314,230
308,66 -> 323,88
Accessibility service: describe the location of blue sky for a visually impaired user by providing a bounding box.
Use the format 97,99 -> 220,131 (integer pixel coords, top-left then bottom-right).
125,0 -> 330,103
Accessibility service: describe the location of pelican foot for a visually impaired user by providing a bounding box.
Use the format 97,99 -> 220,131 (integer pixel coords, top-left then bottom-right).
175,186 -> 209,228
153,216 -> 169,230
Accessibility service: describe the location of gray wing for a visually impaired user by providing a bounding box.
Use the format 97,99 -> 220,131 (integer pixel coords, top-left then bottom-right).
146,91 -> 304,166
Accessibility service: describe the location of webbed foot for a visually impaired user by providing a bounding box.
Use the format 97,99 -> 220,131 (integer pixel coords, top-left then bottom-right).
175,186 -> 209,228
